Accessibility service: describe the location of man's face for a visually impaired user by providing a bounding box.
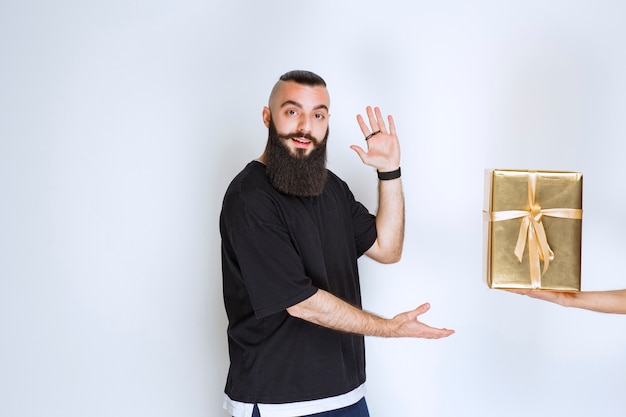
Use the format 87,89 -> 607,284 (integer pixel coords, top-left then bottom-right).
263,81 -> 330,157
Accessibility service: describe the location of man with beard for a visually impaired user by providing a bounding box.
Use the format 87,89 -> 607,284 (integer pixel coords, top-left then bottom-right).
220,70 -> 454,417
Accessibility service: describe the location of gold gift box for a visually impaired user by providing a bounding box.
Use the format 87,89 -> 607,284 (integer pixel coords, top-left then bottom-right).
483,169 -> 583,291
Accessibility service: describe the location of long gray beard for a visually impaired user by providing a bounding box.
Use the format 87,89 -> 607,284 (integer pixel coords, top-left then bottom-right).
265,121 -> 329,197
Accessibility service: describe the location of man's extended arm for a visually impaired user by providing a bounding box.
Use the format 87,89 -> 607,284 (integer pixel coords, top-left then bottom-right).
365,175 -> 404,263
350,106 -> 404,263
287,288 -> 454,339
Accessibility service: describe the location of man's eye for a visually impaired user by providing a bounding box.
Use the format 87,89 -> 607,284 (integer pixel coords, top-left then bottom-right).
315,113 -> 325,120
287,109 -> 297,116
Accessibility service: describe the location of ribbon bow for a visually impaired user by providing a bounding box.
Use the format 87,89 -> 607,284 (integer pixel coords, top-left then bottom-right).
487,172 -> 582,288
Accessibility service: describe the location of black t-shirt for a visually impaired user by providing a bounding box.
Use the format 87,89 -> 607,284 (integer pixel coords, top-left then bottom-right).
220,161 -> 377,404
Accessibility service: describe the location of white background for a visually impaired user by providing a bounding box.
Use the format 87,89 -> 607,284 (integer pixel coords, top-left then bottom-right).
1,1 -> 625,416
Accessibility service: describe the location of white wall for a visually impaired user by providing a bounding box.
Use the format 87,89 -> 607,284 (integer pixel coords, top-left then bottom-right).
1,1 -> 625,416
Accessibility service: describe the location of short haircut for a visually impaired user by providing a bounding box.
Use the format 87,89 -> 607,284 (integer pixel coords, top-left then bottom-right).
279,70 -> 326,87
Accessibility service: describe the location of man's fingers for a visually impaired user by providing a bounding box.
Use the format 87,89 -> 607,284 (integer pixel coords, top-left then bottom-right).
358,107 -> 395,140
373,107 -> 388,134
413,302 -> 431,317
427,328 -> 455,338
403,303 -> 430,321
356,114 -> 370,137
366,106 -> 379,132
349,145 -> 367,163
411,303 -> 455,338
387,115 -> 396,136
419,320 -> 455,339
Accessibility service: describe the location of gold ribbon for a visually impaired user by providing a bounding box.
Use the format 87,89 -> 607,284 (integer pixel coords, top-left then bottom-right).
486,172 -> 582,288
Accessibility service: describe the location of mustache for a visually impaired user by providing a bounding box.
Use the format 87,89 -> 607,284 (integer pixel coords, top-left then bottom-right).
278,132 -> 318,142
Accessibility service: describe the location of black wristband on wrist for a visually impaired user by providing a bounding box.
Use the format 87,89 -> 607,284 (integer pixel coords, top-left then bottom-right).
377,167 -> 401,180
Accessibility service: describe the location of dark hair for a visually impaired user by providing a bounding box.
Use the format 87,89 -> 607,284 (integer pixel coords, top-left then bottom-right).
279,70 -> 326,87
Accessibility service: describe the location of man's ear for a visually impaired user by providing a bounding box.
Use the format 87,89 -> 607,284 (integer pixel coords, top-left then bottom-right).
262,106 -> 271,128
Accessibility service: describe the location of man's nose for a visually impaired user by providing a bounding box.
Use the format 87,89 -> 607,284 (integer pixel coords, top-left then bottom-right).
297,115 -> 311,133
